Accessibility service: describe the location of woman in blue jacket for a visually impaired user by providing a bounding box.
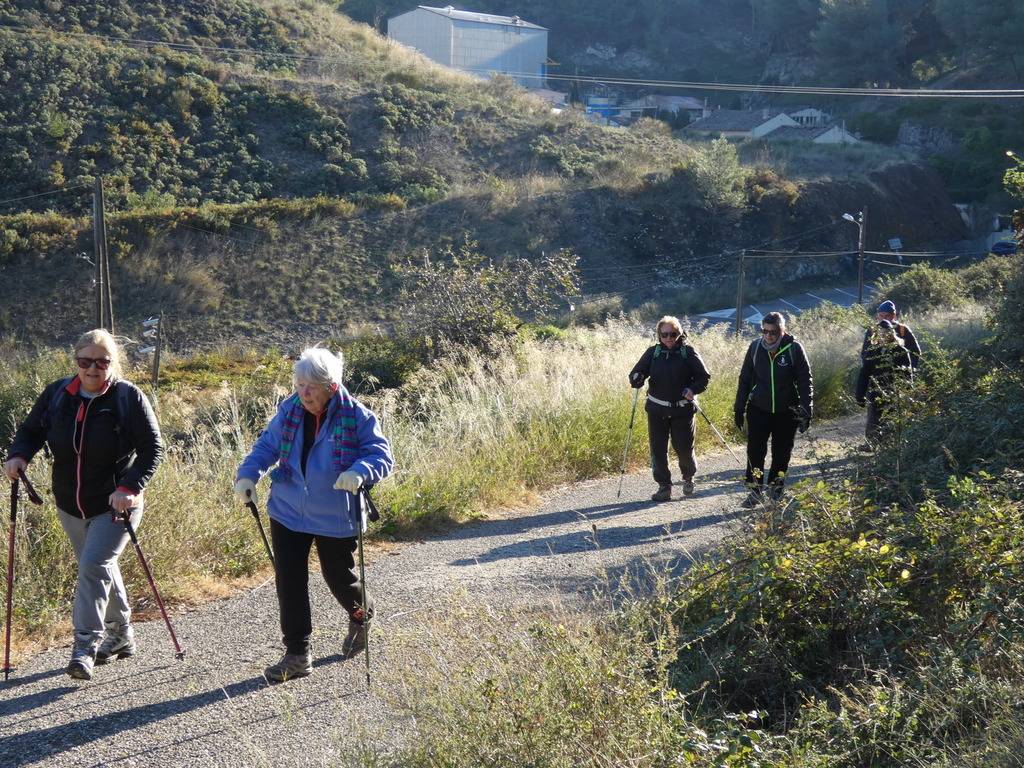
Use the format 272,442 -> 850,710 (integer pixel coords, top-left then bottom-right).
234,348 -> 393,683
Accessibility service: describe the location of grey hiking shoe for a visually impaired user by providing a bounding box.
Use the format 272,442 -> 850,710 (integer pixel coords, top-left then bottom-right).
67,642 -> 97,681
96,624 -> 136,665
651,485 -> 672,502
682,478 -> 696,497
265,652 -> 312,683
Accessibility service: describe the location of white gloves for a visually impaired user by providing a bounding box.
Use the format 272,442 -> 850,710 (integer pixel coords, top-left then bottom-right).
234,478 -> 257,505
334,470 -> 364,494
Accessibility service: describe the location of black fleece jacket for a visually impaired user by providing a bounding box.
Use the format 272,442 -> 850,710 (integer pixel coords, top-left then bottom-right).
734,334 -> 814,419
8,376 -> 163,518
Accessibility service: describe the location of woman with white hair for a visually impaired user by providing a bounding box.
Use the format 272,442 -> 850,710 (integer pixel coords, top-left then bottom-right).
234,347 -> 393,683
4,329 -> 163,681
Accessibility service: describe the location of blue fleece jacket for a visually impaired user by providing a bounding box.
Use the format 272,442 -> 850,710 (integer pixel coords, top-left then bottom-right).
236,391 -> 393,538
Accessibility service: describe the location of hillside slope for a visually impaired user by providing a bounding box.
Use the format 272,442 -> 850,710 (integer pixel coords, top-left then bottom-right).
0,0 -> 968,348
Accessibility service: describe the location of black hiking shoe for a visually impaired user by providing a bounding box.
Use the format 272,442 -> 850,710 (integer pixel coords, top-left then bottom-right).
651,485 -> 672,502
740,488 -> 764,509
768,484 -> 785,503
682,478 -> 695,497
265,653 -> 312,683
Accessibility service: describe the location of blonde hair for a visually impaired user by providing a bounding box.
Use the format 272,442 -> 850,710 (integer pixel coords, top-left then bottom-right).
74,329 -> 124,379
655,315 -> 684,341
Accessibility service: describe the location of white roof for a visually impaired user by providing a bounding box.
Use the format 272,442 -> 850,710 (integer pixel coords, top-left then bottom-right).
416,5 -> 546,30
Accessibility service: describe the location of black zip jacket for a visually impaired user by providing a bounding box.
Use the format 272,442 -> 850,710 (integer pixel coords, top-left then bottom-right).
861,322 -> 920,368
8,376 -> 164,519
629,343 -> 711,408
856,343 -> 913,404
734,334 -> 814,419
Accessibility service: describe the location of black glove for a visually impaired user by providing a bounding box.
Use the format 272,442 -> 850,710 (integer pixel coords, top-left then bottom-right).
734,411 -> 744,431
629,371 -> 645,389
798,416 -> 810,434
856,398 -> 867,408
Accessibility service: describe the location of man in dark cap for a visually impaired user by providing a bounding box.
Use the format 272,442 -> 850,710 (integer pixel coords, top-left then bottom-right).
861,300 -> 921,368
857,319 -> 914,444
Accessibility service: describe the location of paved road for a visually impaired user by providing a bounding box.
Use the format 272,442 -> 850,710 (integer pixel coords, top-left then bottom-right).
696,284 -> 872,329
0,418 -> 861,767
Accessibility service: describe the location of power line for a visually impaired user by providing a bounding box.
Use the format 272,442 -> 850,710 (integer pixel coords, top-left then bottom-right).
5,23 -> 1024,99
0,183 -> 92,208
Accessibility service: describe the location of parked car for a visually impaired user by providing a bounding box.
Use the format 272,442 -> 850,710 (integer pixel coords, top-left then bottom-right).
991,240 -> 1018,255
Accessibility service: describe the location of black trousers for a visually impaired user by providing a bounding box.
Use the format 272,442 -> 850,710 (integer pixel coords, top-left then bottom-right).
270,518 -> 365,655
744,405 -> 798,488
646,403 -> 697,487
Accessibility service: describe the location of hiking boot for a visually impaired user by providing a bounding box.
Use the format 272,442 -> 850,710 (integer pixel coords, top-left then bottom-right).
343,598 -> 375,657
651,485 -> 672,502
682,478 -> 695,497
768,484 -> 785,503
740,488 -> 764,509
67,642 -> 97,681
265,652 -> 312,683
96,624 -> 136,665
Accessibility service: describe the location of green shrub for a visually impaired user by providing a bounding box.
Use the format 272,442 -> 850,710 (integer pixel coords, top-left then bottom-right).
958,255 -> 1017,303
873,263 -> 965,313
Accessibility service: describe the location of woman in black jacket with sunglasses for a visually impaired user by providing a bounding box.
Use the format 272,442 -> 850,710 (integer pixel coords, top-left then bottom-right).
629,315 -> 711,502
4,329 -> 163,681
733,312 -> 813,507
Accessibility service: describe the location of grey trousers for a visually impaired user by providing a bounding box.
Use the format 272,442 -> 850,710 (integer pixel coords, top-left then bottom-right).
58,506 -> 143,649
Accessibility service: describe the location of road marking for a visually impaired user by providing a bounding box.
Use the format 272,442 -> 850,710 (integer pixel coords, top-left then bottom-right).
834,288 -> 858,299
805,292 -> 827,302
780,298 -> 802,310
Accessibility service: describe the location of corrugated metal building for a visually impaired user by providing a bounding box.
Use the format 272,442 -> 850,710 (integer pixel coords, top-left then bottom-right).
388,5 -> 547,87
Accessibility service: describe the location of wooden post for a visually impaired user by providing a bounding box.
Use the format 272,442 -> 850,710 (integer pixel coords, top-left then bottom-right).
735,249 -> 746,337
98,178 -> 113,332
92,177 -> 104,328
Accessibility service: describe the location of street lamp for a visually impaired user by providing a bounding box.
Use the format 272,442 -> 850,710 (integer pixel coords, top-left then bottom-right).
842,210 -> 866,304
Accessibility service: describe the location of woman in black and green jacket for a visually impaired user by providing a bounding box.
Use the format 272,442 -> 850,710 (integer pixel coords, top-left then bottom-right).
629,315 -> 711,502
733,312 -> 813,506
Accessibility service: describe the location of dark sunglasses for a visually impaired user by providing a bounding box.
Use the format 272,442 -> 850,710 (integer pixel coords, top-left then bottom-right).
659,331 -> 680,339
761,327 -> 781,337
76,356 -> 112,370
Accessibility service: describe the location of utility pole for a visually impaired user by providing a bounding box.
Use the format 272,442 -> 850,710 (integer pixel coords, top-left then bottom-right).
857,206 -> 868,305
735,249 -> 746,337
92,177 -> 105,329
92,176 -> 114,332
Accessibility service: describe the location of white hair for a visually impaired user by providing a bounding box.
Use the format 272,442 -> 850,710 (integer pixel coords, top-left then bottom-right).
292,347 -> 345,390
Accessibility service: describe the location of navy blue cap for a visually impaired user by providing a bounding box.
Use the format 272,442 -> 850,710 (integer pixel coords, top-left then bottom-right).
877,300 -> 896,314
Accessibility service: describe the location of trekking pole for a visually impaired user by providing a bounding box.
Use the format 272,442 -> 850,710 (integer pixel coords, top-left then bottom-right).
244,491 -> 274,567
4,470 -> 42,681
691,399 -> 745,468
3,478 -> 18,682
117,510 -> 186,660
616,388 -> 642,499
355,487 -> 380,689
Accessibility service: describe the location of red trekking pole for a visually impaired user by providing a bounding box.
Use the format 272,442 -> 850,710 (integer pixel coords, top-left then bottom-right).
117,511 -> 186,660
4,469 -> 43,681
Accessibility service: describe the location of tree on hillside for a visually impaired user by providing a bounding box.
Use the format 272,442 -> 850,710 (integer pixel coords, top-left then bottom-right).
812,0 -> 905,85
339,0 -> 413,30
750,0 -> 820,52
935,0 -> 1024,76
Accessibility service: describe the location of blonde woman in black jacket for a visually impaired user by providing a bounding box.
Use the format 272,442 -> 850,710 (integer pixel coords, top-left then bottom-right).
629,316 -> 711,502
3,329 -> 163,681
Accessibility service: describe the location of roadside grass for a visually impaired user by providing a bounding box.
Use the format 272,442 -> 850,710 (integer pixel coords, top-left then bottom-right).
0,305 -> 988,653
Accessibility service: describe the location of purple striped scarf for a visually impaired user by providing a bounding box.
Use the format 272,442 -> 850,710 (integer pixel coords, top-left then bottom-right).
274,390 -> 359,480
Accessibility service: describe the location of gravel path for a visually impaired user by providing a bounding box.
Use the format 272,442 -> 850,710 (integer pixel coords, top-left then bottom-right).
0,418 -> 860,767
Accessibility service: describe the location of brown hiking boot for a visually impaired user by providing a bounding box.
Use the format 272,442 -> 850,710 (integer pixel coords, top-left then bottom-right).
651,485 -> 672,502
